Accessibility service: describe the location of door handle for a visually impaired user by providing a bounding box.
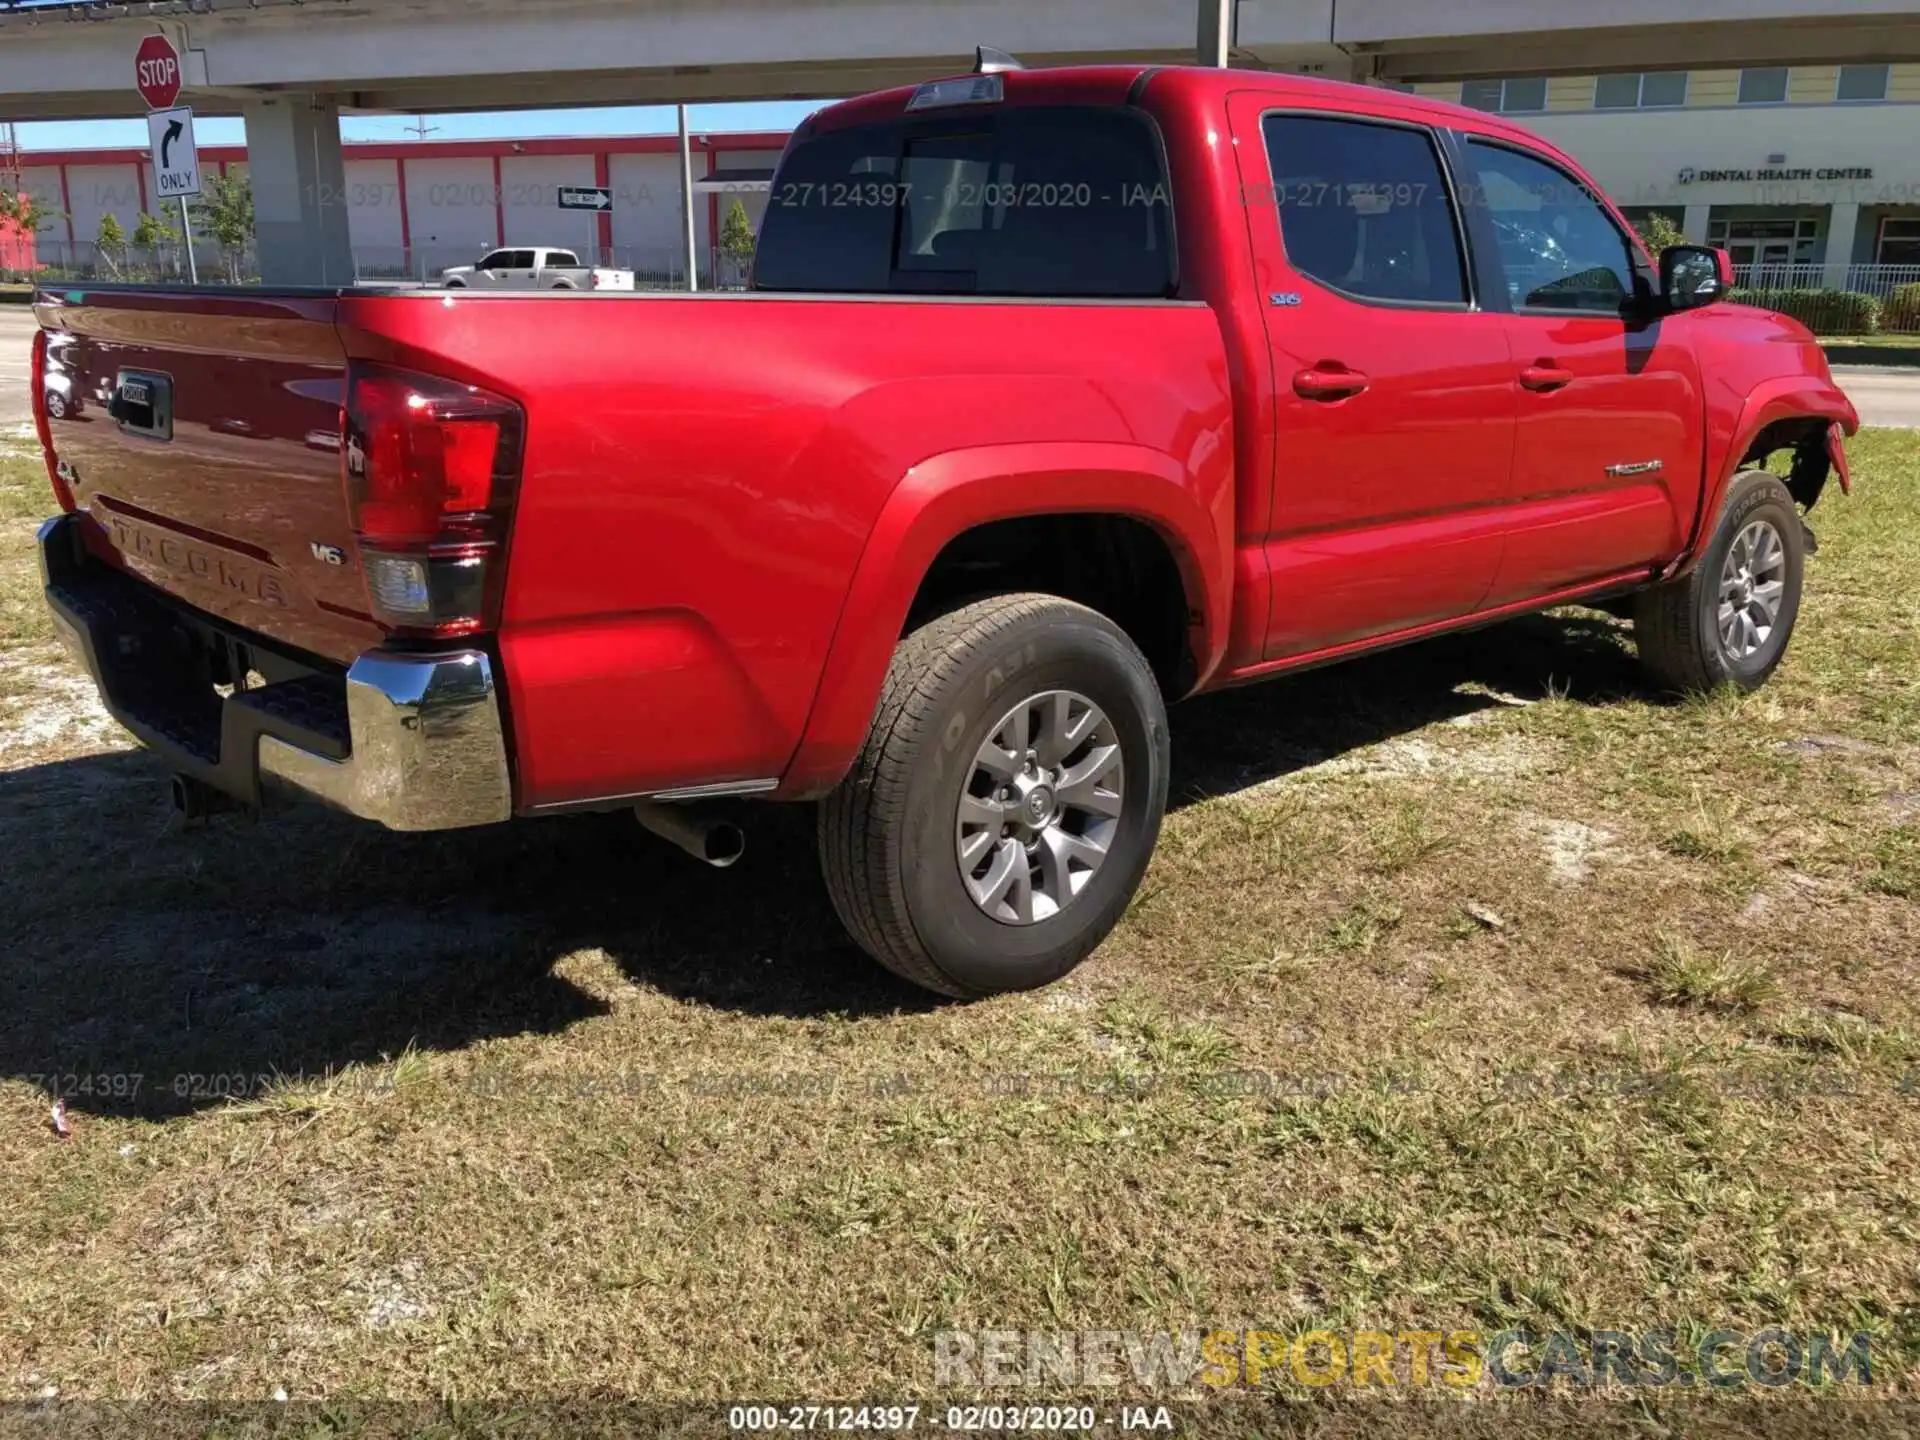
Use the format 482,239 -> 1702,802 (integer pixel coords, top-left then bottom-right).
1293,365 -> 1370,401
1519,363 -> 1574,393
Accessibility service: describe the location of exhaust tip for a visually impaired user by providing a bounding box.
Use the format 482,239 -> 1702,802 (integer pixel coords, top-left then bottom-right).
702,823 -> 746,869
634,802 -> 747,869
170,772 -> 245,824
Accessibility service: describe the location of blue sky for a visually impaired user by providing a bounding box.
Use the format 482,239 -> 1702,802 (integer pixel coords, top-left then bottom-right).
15,100 -> 823,151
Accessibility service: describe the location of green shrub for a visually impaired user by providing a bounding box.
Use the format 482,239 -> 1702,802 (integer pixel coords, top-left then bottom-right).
1632,213 -> 1688,254
1727,286 -> 1882,335
1882,282 -> 1920,334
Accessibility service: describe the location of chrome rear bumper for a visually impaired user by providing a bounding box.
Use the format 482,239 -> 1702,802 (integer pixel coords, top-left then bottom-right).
39,513 -> 512,831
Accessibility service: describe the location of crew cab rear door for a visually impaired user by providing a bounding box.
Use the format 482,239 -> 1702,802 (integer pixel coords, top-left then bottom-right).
1451,134 -> 1705,604
1227,93 -> 1518,658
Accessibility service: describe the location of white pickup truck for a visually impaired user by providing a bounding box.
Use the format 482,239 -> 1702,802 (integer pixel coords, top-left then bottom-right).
439,246 -> 636,291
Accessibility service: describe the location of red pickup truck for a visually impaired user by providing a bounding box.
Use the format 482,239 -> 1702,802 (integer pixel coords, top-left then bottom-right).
30,62 -> 1858,998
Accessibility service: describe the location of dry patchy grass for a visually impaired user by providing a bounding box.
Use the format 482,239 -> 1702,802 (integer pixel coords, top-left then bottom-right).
0,430 -> 1917,1424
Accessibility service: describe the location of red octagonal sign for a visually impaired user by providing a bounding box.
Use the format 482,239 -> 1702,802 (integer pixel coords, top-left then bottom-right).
135,34 -> 182,111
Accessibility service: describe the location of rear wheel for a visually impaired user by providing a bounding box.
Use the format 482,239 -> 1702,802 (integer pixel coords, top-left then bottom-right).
819,594 -> 1169,998
1634,470 -> 1805,694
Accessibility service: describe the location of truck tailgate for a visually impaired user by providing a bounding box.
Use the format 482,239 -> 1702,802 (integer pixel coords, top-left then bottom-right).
36,289 -> 381,666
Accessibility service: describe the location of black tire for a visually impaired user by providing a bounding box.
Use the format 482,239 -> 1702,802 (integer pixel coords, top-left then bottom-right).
1634,470 -> 1806,694
819,594 -> 1169,999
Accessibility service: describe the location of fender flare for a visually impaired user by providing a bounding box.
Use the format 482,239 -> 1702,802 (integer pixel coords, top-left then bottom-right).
1674,378 -> 1859,577
778,440 -> 1234,798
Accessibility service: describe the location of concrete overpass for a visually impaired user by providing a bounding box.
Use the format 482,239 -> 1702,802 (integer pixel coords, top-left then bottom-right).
7,0 -> 1920,120
5,0 -> 1920,282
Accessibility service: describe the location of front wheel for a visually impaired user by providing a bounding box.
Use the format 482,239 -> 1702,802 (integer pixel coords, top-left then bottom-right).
819,594 -> 1169,998
1634,470 -> 1806,694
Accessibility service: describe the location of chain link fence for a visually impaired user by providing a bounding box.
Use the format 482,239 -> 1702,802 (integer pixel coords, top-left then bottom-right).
8,238 -> 256,287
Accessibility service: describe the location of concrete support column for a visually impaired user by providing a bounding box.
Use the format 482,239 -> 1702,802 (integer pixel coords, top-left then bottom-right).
1198,0 -> 1233,66
1824,202 -> 1862,290
1682,203 -> 1713,245
243,93 -> 353,286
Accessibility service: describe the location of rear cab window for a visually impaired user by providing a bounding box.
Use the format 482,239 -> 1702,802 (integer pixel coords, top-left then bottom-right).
754,104 -> 1176,297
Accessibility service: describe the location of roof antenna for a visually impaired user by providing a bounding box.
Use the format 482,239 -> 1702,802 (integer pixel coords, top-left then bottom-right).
974,46 -> 1024,74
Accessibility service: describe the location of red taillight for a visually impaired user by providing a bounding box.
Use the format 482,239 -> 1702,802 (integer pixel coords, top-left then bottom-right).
342,363 -> 523,637
30,328 -> 76,513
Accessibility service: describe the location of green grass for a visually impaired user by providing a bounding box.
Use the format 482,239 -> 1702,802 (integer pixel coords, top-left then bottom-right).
0,432 -> 1918,1413
0,441 -> 48,521
1818,334 -> 1920,347
1822,337 -> 1920,369
1643,934 -> 1780,1013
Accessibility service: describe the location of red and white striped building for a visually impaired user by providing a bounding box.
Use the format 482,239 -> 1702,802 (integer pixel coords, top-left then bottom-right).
17,129 -> 789,282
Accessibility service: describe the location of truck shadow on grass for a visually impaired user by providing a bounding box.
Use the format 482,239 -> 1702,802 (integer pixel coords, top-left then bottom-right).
0,610 -> 1642,1118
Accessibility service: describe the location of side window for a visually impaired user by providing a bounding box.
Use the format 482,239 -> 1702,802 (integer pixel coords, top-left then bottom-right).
477,250 -> 510,270
1261,114 -> 1469,307
547,250 -> 580,268
1465,141 -> 1640,314
507,250 -> 537,270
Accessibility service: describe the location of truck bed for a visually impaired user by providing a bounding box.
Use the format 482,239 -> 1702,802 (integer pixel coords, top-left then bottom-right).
35,284 -> 1237,812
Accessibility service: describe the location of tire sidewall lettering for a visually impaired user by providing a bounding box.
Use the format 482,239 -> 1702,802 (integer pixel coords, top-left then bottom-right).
979,642 -> 1039,709
930,641 -> 1039,784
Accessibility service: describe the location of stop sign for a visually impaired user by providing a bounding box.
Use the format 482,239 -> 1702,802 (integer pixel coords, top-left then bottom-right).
135,35 -> 182,111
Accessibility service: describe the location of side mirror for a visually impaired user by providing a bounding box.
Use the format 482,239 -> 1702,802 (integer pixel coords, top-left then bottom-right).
1661,244 -> 1734,311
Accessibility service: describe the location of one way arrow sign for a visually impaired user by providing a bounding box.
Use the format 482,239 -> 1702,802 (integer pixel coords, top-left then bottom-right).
557,185 -> 614,212
146,105 -> 201,200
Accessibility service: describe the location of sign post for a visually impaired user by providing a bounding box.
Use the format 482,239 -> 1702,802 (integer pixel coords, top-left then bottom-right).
678,103 -> 698,293
137,35 -> 199,284
146,105 -> 201,284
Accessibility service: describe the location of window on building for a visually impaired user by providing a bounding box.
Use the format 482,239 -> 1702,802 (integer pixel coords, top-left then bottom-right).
1467,141 -> 1641,313
1263,115 -> 1469,306
1707,217 -> 1821,271
1461,77 -> 1548,114
1642,71 -> 1691,108
1594,72 -> 1690,109
1836,64 -> 1891,102
1879,218 -> 1920,266
1738,68 -> 1791,104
